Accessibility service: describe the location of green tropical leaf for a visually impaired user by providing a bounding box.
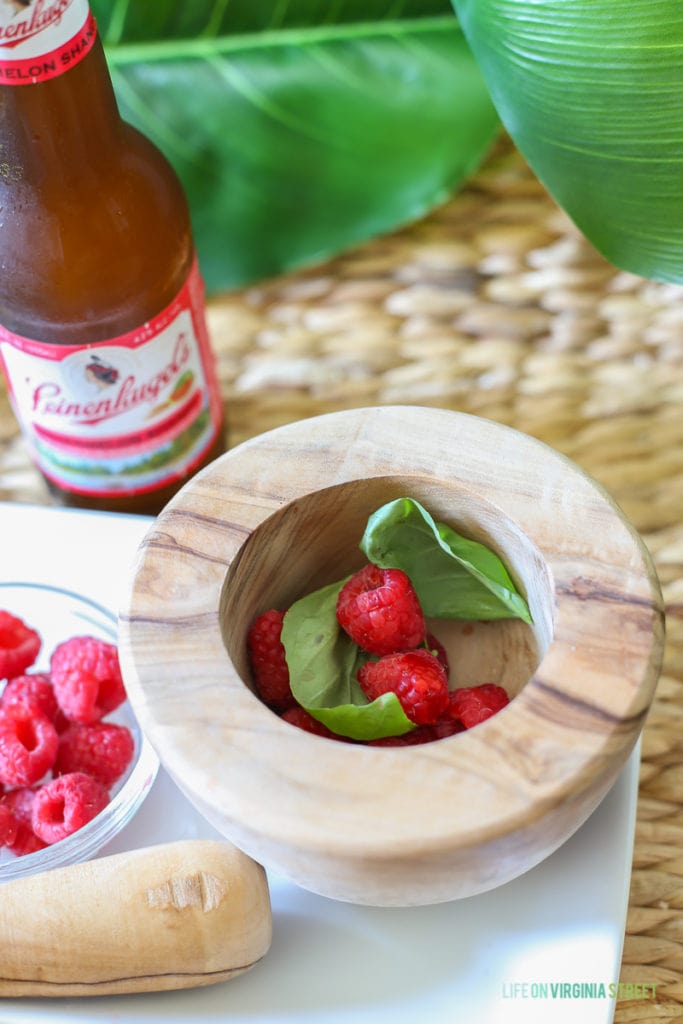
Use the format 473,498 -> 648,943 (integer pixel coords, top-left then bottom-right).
453,0 -> 683,283
91,0 -> 499,292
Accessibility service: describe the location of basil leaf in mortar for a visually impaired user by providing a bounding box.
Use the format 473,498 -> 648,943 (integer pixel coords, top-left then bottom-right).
280,578 -> 416,741
360,497 -> 532,623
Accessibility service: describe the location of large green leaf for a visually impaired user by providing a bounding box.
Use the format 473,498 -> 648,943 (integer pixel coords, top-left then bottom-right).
91,1 -> 499,292
453,0 -> 683,283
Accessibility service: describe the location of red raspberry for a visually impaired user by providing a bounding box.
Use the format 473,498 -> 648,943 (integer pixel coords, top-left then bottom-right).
369,716 -> 464,746
247,610 -> 294,712
0,704 -> 58,786
0,802 -> 17,847
449,684 -> 510,729
0,611 -> 41,679
281,706 -> 337,738
336,564 -> 426,656
1,787 -> 46,856
1,673 -> 60,724
357,649 -> 449,726
431,715 -> 465,740
31,772 -> 109,845
55,722 -> 134,788
368,725 -> 436,747
50,636 -> 126,724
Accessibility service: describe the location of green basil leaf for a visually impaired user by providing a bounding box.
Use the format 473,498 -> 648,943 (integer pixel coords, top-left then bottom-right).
360,497 -> 532,623
92,0 -> 499,292
281,578 -> 415,741
309,693 -> 416,743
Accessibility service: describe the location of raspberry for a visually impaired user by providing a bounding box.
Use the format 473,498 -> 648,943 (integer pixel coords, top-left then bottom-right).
336,564 -> 426,656
0,802 -> 17,847
31,772 -> 109,845
449,684 -> 510,729
431,715 -> 465,740
369,716 -> 464,746
281,706 -> 337,738
55,722 -> 134,787
357,649 -> 449,726
247,610 -> 294,712
0,704 -> 58,786
50,636 -> 126,724
0,611 -> 41,679
369,725 -> 436,747
2,785 -> 37,824
1,673 -> 60,724
1,787 -> 46,856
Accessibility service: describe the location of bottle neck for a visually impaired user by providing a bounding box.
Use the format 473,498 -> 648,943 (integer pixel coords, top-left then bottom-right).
0,9 -> 123,186
0,2 -> 194,343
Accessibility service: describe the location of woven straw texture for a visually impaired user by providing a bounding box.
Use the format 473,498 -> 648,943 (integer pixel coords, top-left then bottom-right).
1,139 -> 681,1022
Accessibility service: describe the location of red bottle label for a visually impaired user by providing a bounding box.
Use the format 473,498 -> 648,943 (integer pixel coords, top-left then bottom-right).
0,259 -> 224,499
0,0 -> 96,85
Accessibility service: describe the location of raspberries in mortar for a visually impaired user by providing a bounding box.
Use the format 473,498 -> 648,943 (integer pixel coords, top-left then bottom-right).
247,609 -> 294,712
246,556 -> 512,745
336,564 -> 425,656
281,706 -> 337,738
448,684 -> 509,729
358,649 -> 449,726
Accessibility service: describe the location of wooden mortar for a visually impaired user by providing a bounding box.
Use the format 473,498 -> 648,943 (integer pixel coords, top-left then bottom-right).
118,406 -> 664,906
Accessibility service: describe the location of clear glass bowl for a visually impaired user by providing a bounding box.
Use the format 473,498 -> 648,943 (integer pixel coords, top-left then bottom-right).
0,581 -> 159,882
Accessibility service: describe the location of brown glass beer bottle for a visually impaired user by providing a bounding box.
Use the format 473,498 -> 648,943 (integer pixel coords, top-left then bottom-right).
0,1 -> 224,515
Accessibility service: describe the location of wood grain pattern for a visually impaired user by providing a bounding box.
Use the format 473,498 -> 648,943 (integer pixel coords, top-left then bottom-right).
119,406 -> 664,906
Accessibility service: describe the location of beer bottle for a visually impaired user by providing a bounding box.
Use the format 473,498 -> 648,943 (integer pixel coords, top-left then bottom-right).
0,0 -> 225,515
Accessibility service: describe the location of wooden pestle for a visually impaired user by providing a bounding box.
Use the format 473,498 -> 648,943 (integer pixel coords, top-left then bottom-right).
0,839 -> 272,996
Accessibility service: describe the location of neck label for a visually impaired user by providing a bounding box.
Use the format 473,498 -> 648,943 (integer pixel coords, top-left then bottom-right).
0,0 -> 95,84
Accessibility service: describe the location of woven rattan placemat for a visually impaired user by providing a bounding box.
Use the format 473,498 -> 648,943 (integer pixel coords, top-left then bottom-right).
1,139 -> 681,1022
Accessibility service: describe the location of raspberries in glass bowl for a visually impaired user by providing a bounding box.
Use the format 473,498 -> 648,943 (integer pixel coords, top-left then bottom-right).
0,583 -> 158,881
